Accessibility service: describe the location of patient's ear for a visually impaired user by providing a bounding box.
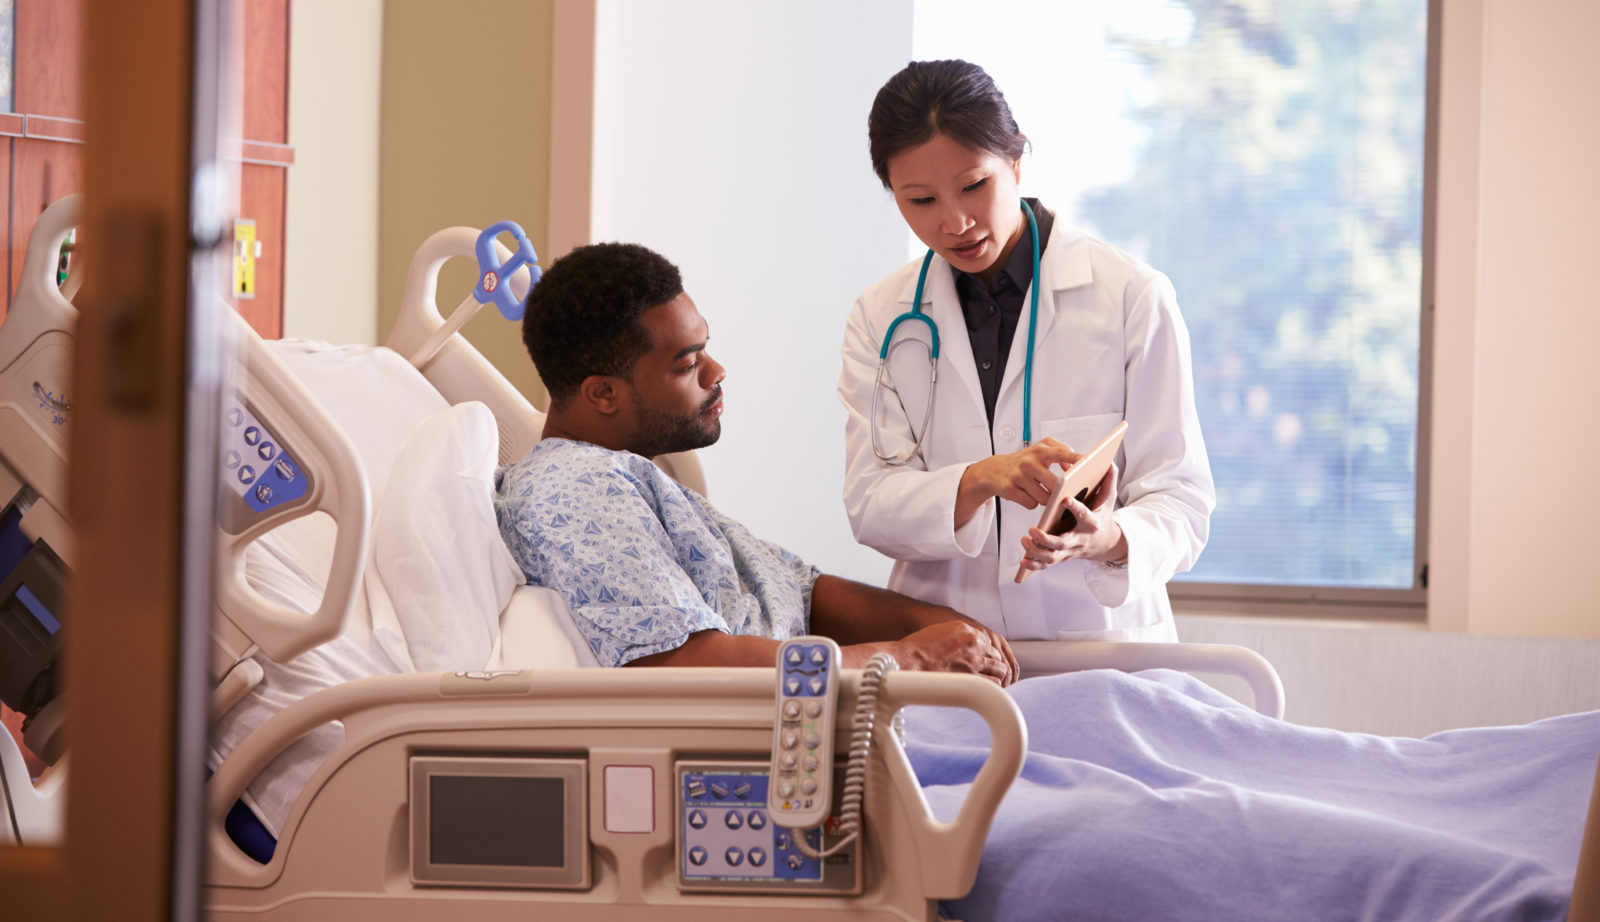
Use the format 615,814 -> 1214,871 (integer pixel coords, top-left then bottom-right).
579,375 -> 626,416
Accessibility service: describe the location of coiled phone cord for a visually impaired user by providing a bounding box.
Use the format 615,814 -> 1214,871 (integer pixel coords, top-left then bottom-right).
793,652 -> 898,860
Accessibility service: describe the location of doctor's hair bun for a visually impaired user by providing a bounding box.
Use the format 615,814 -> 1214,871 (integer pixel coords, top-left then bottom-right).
522,242 -> 683,408
868,59 -> 1029,190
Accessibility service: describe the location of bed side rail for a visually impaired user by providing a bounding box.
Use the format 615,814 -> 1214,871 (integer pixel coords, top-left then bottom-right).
872,671 -> 1027,900
1011,640 -> 1286,719
206,668 -> 1024,913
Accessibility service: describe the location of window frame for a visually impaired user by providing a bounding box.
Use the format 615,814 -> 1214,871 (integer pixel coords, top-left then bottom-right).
1149,0 -> 1441,620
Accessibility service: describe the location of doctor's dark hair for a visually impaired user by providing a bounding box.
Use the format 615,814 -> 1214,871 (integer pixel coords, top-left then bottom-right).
868,59 -> 1028,189
521,242 -> 684,409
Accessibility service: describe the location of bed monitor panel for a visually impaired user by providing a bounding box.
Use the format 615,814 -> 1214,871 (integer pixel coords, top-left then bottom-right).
409,755 -> 589,889
675,760 -> 859,895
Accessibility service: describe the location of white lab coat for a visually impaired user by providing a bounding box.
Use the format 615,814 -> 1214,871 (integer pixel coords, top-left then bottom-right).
838,225 -> 1213,641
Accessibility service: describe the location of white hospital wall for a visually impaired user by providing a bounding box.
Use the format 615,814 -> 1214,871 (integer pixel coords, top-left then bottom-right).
283,0 -> 384,345
589,0 -> 913,583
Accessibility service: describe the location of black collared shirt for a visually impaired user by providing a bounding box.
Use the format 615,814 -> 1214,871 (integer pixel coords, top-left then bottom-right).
953,197 -> 1054,426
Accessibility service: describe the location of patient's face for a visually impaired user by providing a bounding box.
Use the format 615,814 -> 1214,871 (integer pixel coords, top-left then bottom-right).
626,292 -> 725,457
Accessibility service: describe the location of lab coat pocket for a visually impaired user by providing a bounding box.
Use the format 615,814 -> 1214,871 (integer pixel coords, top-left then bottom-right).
1039,412 -> 1124,455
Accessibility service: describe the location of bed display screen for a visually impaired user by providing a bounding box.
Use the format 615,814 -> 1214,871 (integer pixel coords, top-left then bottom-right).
409,755 -> 588,889
429,775 -> 565,868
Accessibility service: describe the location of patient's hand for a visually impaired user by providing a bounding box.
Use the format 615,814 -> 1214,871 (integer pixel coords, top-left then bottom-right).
893,620 -> 1017,687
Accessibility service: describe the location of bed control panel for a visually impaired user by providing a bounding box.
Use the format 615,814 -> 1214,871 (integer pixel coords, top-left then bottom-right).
675,762 -> 857,894
217,398 -> 313,534
768,636 -> 841,829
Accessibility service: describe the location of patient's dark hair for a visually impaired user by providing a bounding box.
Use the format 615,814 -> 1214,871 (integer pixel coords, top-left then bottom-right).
522,242 -> 683,409
868,59 -> 1028,190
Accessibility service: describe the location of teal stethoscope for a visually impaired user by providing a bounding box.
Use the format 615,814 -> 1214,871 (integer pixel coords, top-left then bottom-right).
872,199 -> 1042,466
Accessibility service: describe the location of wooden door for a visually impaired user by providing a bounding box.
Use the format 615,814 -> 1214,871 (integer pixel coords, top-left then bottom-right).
0,0 -> 290,338
0,0 -> 220,917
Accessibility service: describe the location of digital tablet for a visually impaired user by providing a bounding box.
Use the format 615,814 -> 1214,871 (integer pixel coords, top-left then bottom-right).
1014,420 -> 1128,583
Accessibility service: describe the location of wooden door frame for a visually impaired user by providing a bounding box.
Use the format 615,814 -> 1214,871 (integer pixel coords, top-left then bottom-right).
0,0 -> 219,918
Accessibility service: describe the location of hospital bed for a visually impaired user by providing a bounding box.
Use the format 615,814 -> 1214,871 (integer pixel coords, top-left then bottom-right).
2,195 -> 1592,920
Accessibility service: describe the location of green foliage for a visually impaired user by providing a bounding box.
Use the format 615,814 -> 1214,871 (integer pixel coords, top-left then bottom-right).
1081,0 -> 1427,587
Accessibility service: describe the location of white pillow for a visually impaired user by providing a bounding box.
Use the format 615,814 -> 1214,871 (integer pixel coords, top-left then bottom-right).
373,401 -> 522,673
491,585 -> 602,670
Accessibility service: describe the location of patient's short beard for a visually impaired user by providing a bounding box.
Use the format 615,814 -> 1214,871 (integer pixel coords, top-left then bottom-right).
632,392 -> 722,458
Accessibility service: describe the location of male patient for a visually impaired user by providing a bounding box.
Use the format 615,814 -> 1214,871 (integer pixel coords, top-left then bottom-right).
494,242 -> 1017,684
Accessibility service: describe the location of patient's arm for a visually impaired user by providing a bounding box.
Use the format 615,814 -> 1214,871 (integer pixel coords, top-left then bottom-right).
626,576 -> 1018,686
810,575 -> 1018,685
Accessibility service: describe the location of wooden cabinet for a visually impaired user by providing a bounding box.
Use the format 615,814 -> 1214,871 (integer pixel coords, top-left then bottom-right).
0,0 -> 291,338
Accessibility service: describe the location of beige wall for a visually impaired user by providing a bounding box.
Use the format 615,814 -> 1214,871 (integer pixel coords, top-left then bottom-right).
284,0 -> 384,345
377,0 -> 553,403
1430,0 -> 1600,639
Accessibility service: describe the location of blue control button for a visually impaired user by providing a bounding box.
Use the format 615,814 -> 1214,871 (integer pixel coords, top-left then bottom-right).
725,847 -> 744,867
687,810 -> 707,829
225,407 -> 243,427
688,846 -> 707,866
254,484 -> 274,504
224,450 -> 241,470
258,442 -> 276,461
748,847 -> 767,867
243,426 -> 261,446
725,811 -> 743,830
710,781 -> 729,799
747,810 -> 767,830
238,466 -> 256,485
274,458 -> 296,482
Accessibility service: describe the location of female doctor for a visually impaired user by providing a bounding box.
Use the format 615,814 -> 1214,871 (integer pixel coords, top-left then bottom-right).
838,59 -> 1213,643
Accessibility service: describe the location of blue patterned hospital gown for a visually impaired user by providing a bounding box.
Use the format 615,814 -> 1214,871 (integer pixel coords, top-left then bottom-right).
494,438 -> 820,667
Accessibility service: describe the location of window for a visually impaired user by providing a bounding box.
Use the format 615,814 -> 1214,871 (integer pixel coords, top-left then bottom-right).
915,0 -> 1430,599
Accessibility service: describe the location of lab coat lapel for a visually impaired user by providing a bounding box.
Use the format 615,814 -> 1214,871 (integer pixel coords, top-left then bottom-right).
996,227 -> 1094,412
898,257 -> 985,425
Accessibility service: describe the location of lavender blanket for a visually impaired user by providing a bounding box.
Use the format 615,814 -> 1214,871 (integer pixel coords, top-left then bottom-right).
905,669 -> 1597,921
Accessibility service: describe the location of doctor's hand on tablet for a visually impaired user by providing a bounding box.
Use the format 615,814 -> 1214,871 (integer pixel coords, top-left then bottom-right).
1016,461 -> 1128,575
954,437 -> 1080,529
